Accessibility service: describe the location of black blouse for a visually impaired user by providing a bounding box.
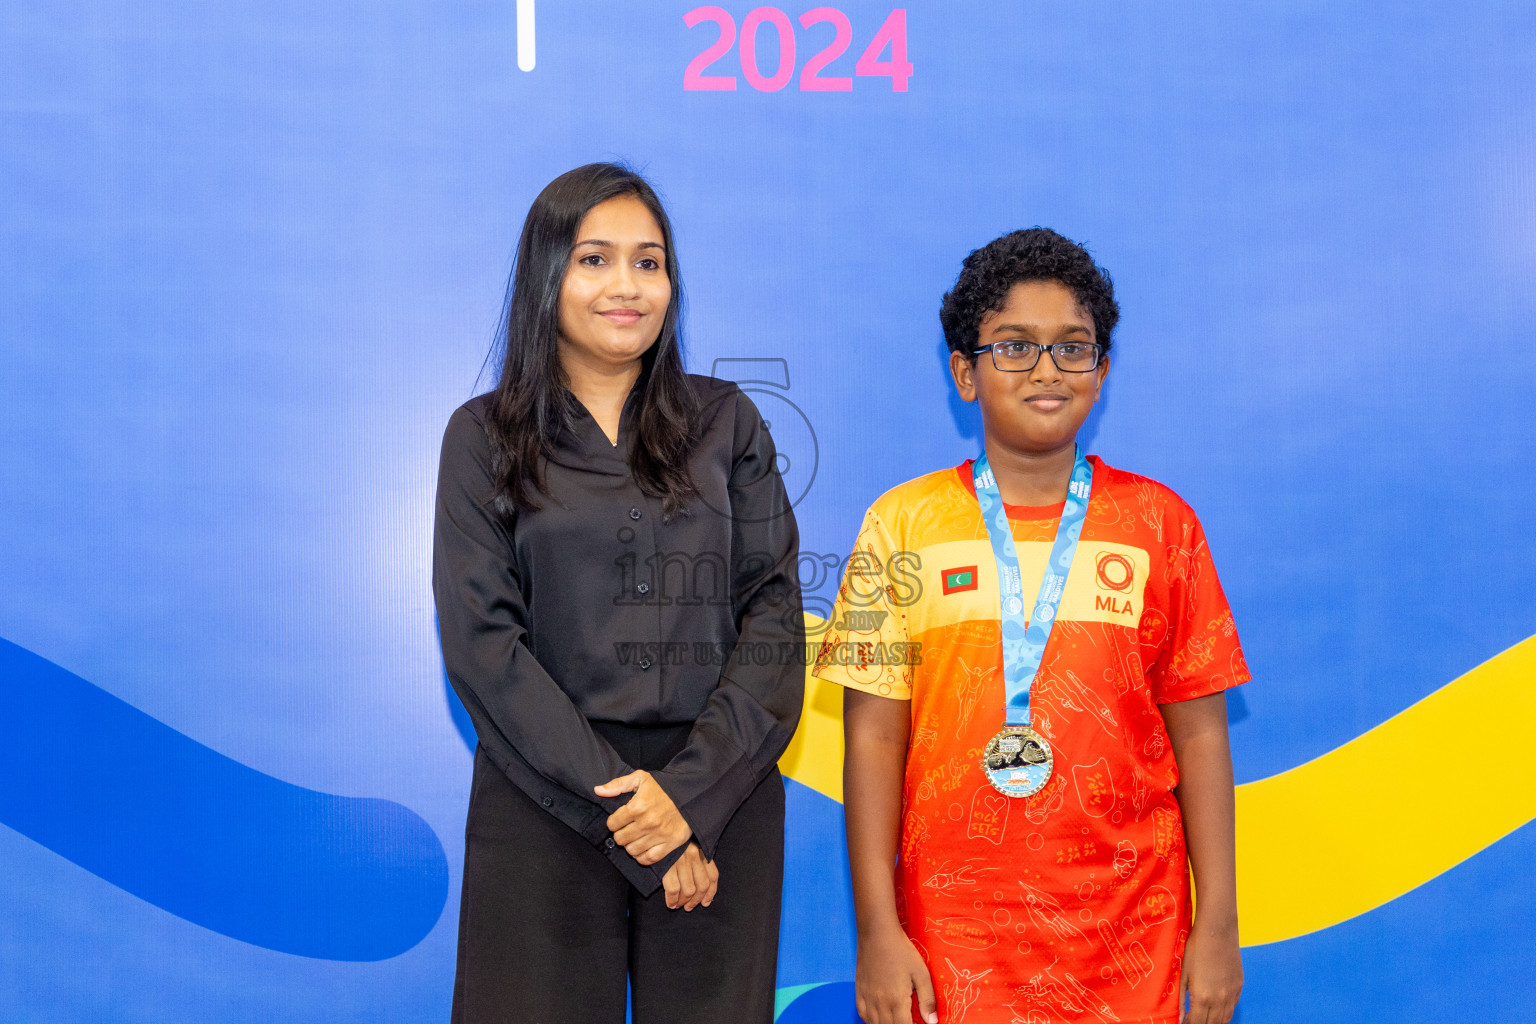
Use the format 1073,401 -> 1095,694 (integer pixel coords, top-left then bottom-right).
432,374 -> 805,894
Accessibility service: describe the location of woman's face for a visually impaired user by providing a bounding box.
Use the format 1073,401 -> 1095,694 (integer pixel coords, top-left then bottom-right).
949,279 -> 1111,456
557,195 -> 672,373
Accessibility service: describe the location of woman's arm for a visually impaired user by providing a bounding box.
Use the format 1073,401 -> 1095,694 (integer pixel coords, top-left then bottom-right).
624,389 -> 806,861
433,407 -> 636,815
1160,691 -> 1242,1024
844,688 -> 937,1024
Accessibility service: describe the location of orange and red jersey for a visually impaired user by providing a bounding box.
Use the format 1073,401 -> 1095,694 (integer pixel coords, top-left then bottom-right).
814,457 -> 1249,1024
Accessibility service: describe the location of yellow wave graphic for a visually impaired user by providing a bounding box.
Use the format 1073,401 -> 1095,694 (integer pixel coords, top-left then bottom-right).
778,618 -> 1536,946
777,618 -> 847,804
1234,633 -> 1536,944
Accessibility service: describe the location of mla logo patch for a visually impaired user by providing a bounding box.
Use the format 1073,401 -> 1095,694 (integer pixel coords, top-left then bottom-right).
942,566 -> 979,595
1095,551 -> 1135,593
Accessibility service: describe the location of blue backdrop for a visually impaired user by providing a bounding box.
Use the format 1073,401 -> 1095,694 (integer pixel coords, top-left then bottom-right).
3,2 -> 1534,1020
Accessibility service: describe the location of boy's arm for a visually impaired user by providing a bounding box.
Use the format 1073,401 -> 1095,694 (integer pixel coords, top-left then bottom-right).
1160,691 -> 1243,1024
843,688 -> 938,1024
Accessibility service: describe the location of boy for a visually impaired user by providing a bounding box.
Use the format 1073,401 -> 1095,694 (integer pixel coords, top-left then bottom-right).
815,229 -> 1246,1024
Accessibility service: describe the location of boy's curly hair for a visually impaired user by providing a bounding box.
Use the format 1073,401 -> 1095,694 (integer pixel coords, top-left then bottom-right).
940,228 -> 1119,359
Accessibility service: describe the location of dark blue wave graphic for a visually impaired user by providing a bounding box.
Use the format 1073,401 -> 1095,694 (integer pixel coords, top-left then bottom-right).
0,639 -> 449,961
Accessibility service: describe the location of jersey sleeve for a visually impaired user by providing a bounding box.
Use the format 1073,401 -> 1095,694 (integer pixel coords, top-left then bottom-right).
1149,503 -> 1252,704
811,507 -> 916,700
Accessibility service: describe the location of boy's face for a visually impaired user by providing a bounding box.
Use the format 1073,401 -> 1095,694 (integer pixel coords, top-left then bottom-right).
949,279 -> 1110,457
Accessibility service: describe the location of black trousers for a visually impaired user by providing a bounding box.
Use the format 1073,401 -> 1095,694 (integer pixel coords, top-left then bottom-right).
451,725 -> 785,1024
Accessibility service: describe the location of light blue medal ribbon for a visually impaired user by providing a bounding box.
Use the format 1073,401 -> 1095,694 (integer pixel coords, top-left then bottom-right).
972,446 -> 1094,796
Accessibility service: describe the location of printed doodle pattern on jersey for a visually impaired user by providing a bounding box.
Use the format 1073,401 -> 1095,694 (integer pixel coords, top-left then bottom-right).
814,456 -> 1248,1024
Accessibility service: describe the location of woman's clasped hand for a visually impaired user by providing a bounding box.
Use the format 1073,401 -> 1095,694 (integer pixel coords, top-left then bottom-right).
662,842 -> 719,912
595,769 -> 692,864
596,769 -> 718,910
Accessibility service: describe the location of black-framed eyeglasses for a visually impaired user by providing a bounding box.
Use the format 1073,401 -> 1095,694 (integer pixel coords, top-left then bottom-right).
972,340 -> 1102,373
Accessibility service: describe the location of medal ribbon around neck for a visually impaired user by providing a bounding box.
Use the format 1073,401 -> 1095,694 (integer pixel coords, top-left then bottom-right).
973,447 -> 1094,796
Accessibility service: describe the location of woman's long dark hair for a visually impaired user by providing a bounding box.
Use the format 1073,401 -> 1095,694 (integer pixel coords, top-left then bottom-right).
486,163 -> 700,518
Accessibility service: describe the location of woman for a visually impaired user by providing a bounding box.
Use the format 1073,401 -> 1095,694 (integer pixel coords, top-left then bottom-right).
433,163 -> 805,1023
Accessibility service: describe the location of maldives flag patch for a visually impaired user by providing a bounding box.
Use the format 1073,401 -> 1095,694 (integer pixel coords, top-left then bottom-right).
942,565 -> 979,595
